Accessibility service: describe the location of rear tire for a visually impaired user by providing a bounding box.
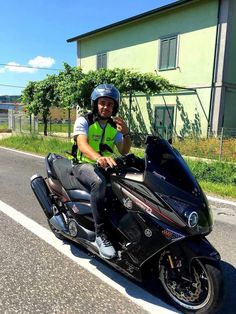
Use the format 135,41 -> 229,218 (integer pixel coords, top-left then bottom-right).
159,257 -> 224,313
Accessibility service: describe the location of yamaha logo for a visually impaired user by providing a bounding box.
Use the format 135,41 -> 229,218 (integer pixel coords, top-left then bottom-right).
144,229 -> 152,237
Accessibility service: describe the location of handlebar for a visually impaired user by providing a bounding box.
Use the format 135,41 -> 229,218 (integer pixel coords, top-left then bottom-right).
96,153 -> 145,173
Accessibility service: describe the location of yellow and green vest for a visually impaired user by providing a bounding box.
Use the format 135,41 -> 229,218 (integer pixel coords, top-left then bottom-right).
77,114 -> 118,164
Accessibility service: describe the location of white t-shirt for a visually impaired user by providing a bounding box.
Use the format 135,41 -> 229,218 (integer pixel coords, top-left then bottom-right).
73,116 -> 123,144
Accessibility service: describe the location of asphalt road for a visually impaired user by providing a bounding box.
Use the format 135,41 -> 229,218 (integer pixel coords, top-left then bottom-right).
0,147 -> 235,314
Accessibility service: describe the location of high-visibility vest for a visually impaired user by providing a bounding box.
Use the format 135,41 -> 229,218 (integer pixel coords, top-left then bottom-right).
77,113 -> 117,164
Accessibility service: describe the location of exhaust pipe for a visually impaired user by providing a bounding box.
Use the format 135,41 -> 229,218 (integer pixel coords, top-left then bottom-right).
30,174 -> 54,218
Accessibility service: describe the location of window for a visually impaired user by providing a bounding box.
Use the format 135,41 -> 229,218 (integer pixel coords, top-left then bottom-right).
159,35 -> 177,70
97,52 -> 107,69
154,106 -> 174,139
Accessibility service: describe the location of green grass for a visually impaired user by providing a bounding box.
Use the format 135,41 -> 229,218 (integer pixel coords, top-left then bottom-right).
0,134 -> 235,199
199,181 -> 236,200
0,123 -> 11,132
0,134 -> 71,156
38,123 -> 73,133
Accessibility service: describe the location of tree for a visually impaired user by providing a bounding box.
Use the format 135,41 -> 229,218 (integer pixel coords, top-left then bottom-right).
22,66 -> 175,137
56,63 -> 84,109
22,75 -> 58,136
77,68 -> 175,108
56,63 -> 85,137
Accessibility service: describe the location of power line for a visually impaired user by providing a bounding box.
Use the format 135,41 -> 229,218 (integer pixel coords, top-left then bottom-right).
0,83 -> 25,88
0,63 -> 62,71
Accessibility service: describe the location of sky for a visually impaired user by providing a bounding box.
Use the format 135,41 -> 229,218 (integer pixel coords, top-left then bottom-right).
0,0 -> 176,96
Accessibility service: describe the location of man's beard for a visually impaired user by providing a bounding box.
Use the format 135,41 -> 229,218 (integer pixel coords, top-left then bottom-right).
97,112 -> 112,120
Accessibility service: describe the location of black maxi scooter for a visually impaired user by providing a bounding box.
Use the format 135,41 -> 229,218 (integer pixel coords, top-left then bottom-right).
30,135 -> 224,313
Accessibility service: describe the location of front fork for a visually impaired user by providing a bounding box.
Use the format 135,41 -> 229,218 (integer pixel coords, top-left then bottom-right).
159,236 -> 221,280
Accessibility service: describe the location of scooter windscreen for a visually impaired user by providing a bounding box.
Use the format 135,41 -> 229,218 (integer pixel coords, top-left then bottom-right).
143,136 -> 213,231
144,136 -> 200,195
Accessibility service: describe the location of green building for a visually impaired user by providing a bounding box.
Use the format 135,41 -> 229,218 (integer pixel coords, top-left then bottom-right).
67,0 -> 236,138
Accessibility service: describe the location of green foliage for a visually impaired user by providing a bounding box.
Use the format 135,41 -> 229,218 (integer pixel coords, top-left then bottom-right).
22,76 -> 59,135
77,68 -> 175,108
186,159 -> 236,185
56,63 -> 84,109
22,65 -> 175,129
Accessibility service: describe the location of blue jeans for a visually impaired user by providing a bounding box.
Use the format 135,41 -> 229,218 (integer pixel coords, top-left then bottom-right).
73,163 -> 107,235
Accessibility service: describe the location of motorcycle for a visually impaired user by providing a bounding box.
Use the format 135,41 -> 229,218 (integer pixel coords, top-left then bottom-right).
30,135 -> 224,313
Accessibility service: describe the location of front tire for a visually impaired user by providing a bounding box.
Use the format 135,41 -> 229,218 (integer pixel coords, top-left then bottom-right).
159,257 -> 224,313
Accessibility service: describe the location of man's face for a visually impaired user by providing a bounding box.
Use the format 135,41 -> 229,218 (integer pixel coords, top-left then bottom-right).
97,97 -> 114,119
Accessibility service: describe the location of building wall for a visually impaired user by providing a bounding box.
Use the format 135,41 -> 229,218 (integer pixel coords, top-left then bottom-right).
79,0 -> 218,82
77,0 -> 226,137
222,0 -> 236,130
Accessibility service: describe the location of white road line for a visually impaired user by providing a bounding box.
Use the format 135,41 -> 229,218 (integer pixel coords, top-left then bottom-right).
0,200 -> 178,314
0,146 -> 44,159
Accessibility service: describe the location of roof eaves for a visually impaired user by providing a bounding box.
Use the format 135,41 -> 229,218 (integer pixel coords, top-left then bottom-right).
67,0 -> 195,43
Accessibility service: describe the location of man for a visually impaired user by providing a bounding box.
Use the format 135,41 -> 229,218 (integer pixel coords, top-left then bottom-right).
73,84 -> 131,259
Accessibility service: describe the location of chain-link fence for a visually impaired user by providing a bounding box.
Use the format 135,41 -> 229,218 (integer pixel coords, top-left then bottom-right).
7,112 -> 236,162
9,114 -> 74,138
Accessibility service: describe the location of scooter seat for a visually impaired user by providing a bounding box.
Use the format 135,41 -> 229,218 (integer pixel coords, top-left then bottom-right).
51,155 -> 87,191
66,189 -> 91,201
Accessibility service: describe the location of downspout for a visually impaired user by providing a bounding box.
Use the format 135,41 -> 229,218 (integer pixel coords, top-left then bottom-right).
208,0 -> 221,135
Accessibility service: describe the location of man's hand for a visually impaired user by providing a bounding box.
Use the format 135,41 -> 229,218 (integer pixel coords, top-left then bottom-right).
113,117 -> 129,135
97,156 -> 117,169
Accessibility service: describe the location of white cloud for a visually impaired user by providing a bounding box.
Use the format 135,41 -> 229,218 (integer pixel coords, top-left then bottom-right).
5,62 -> 37,73
0,56 -> 56,74
28,56 -> 55,68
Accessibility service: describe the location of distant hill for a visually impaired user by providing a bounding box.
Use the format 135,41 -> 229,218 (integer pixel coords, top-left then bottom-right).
0,95 -> 21,103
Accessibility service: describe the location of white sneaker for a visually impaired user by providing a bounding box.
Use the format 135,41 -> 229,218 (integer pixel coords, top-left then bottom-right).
95,233 -> 116,259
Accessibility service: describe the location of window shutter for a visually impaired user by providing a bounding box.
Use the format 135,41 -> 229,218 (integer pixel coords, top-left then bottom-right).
97,52 -> 107,69
102,53 -> 107,68
160,40 -> 168,69
97,54 -> 102,69
159,35 -> 177,70
168,37 -> 177,68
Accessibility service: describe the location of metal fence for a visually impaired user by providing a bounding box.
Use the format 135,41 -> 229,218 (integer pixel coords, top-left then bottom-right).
6,113 -> 236,162
9,114 -> 73,138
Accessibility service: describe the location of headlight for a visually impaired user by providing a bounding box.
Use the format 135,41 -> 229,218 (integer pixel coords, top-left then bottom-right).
184,211 -> 199,228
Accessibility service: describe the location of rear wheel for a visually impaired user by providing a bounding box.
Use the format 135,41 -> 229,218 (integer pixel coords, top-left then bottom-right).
159,254 -> 224,313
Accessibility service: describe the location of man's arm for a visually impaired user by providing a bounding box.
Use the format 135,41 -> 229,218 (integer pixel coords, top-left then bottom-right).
76,134 -> 100,161
116,135 -> 132,155
113,117 -> 132,155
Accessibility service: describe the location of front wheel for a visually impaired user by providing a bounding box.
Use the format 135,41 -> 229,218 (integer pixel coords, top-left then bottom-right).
159,255 -> 224,313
